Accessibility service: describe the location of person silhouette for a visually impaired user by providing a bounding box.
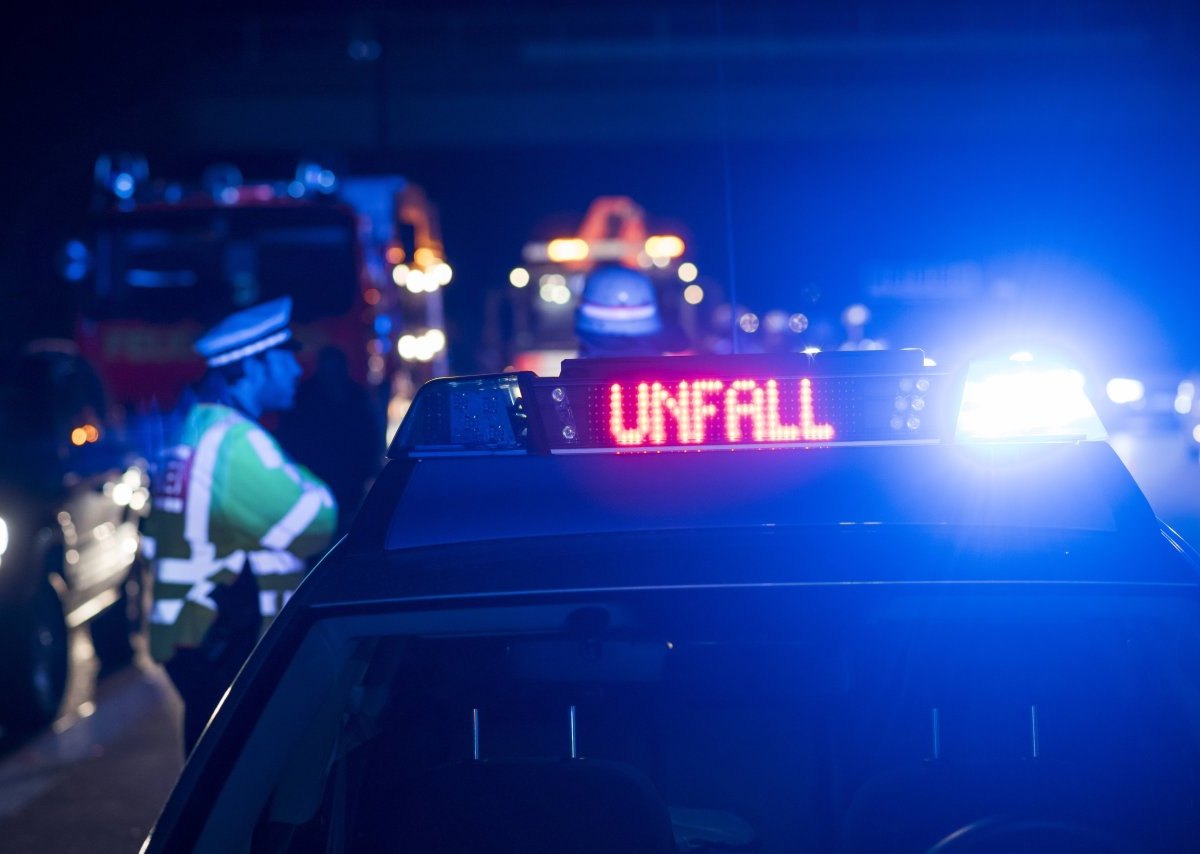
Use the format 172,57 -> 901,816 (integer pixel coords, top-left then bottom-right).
277,345 -> 386,538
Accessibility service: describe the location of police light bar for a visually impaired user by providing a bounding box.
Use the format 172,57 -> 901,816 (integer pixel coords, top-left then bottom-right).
391,350 -> 962,456
955,360 -> 1107,442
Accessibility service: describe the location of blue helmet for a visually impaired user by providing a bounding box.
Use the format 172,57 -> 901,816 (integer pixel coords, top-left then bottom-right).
574,265 -> 690,357
575,265 -> 663,339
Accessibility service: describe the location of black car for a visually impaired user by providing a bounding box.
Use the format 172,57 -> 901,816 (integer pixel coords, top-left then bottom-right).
0,341 -> 149,730
147,350 -> 1200,853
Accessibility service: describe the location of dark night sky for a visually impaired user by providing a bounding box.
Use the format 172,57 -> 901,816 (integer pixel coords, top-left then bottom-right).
6,2 -> 1200,378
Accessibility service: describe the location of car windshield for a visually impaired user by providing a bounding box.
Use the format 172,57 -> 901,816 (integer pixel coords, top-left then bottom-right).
194,580 -> 1200,853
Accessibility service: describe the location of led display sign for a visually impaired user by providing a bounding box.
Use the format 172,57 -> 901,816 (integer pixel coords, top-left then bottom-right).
538,371 -> 941,450
608,378 -> 834,446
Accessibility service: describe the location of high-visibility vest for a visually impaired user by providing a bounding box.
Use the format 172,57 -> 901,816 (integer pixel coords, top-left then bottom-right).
143,402 -> 336,663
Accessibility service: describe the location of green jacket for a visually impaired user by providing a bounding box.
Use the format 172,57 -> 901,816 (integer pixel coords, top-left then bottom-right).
144,402 -> 336,662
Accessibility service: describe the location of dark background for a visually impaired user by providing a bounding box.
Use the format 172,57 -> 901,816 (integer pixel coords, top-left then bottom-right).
6,0 -> 1200,376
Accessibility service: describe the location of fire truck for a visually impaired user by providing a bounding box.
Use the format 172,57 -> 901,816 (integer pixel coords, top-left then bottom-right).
72,153 -> 451,427
493,196 -> 698,375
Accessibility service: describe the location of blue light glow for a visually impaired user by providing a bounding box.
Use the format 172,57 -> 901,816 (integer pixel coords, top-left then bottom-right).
956,361 -> 1107,441
113,173 -> 135,199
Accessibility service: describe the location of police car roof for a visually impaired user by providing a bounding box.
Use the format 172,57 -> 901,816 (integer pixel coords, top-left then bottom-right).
305,350 -> 1199,606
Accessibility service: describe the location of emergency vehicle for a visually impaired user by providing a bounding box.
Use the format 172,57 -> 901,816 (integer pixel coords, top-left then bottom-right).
145,349 -> 1200,853
74,154 -> 451,417
497,196 -> 696,374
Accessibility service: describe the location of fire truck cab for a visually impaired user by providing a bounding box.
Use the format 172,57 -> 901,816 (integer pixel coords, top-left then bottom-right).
72,153 -> 451,421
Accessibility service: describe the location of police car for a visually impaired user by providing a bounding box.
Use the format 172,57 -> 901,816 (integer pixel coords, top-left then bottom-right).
144,349 -> 1200,853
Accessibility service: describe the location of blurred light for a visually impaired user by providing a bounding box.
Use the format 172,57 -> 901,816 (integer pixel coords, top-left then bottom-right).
113,173 -> 135,199
636,251 -> 653,269
391,264 -> 410,286
386,246 -> 406,265
509,267 -> 530,288
802,346 -> 822,355
413,247 -> 437,268
112,482 -> 133,507
0,517 -> 7,557
317,169 -> 337,191
405,268 -> 428,293
546,238 -> 589,263
374,315 -> 393,336
58,238 -> 93,281
956,364 -> 1106,441
287,181 -> 306,198
764,310 -> 788,334
84,424 -> 100,442
678,262 -> 698,283
924,357 -> 938,367
738,313 -> 760,333
645,235 -> 685,259
540,280 -> 572,304
1105,378 -> 1145,405
363,288 -> 381,306
788,313 -> 809,334
683,284 -> 704,305
71,427 -> 88,446
843,303 -> 870,327
398,330 -> 446,363
432,262 -> 453,286
1176,381 -> 1195,415
368,354 -> 385,376
1009,351 -> 1035,362
1193,424 -> 1200,445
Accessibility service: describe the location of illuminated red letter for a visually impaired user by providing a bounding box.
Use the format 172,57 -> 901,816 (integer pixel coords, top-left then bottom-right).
725,380 -> 766,442
799,378 -> 835,441
689,380 -> 724,444
650,382 -> 688,444
765,379 -> 801,441
610,383 -> 652,445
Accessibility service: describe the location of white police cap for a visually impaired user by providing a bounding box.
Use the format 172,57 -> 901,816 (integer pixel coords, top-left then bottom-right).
195,296 -> 299,367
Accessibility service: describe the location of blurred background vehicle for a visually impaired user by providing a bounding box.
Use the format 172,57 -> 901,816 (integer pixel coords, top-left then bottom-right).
0,340 -> 149,731
72,154 -> 451,443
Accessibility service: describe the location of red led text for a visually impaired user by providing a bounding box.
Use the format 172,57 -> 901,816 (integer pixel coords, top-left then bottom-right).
609,377 -> 835,446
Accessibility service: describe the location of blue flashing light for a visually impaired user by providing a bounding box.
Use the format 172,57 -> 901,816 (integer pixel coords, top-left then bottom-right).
392,375 -> 528,455
113,173 -> 135,199
64,261 -> 88,282
955,361 -> 1107,442
374,315 -> 393,336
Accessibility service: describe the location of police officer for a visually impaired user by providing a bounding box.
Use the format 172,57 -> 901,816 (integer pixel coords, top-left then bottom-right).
142,297 -> 336,753
575,264 -> 690,358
